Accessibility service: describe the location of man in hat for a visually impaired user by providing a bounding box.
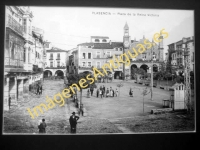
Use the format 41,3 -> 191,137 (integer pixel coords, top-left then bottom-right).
38,118 -> 47,133
69,112 -> 79,133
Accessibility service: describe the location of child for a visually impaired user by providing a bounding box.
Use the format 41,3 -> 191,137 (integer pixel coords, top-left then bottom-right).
115,89 -> 118,97
129,88 -> 133,97
106,88 -> 109,97
99,89 -> 102,98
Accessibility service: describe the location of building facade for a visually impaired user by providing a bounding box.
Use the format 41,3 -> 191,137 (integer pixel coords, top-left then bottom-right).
123,23 -> 164,78
4,6 -> 45,111
167,36 -> 194,73
68,36 -> 124,79
44,46 -> 67,78
67,23 -> 165,79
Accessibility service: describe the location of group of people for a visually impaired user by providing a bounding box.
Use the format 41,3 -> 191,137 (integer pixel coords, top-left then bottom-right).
95,86 -> 118,98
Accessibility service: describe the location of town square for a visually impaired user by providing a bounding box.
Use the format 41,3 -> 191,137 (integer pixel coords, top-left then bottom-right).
3,6 -> 195,134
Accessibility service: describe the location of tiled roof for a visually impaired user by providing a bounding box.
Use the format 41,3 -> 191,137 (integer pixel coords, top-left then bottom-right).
78,42 -> 123,49
91,36 -> 109,39
47,47 -> 67,52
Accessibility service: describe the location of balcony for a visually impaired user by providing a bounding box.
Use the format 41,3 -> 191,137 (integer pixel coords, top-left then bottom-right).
24,63 -> 33,71
5,57 -> 23,68
45,66 -> 66,69
56,57 -> 60,60
6,14 -> 23,36
78,66 -> 92,70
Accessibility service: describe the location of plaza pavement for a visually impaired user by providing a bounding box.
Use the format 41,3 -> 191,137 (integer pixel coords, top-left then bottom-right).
3,79 -> 173,134
75,79 -> 172,119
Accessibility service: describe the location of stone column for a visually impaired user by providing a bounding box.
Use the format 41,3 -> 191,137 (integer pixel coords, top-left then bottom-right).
9,77 -> 17,105
23,79 -> 29,95
18,79 -> 24,101
4,77 -> 9,111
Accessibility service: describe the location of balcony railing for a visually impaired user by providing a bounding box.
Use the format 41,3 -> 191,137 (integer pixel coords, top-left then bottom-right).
5,57 -> 23,68
56,57 -> 60,60
6,14 -> 23,36
45,66 -> 66,69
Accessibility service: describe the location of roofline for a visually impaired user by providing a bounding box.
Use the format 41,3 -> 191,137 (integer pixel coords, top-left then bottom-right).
91,36 -> 109,39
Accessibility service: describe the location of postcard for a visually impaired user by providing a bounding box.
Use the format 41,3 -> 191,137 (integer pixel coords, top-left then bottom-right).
3,6 -> 195,134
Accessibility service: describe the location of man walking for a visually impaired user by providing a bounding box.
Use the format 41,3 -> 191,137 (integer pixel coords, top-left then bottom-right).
102,85 -> 105,97
90,86 -> 94,96
69,112 -> 79,133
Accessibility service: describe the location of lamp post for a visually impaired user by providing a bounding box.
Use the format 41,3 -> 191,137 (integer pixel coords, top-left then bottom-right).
150,40 -> 155,101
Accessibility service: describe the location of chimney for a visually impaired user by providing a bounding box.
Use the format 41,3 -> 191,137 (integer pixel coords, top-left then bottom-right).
109,40 -> 112,45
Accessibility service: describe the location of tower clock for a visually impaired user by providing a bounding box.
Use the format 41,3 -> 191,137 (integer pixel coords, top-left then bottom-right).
123,22 -> 130,48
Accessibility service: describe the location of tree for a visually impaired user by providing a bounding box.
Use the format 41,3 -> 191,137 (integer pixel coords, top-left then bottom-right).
164,71 -> 172,85
67,72 -> 96,111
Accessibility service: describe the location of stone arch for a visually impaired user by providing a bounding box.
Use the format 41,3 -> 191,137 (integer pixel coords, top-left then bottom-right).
131,64 -> 138,69
55,70 -> 64,79
140,64 -> 149,72
114,71 -> 123,79
130,64 -> 138,79
44,70 -> 53,78
153,64 -> 158,72
81,71 -> 93,75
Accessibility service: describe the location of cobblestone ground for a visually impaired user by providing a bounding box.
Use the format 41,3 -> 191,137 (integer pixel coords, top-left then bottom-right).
3,79 -> 195,134
3,79 -> 121,134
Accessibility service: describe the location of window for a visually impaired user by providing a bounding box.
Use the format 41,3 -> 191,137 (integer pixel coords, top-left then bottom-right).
102,39 -> 107,42
88,53 -> 91,59
82,53 -> 86,59
57,53 -> 60,59
192,52 -> 194,62
23,19 -> 27,33
97,62 -> 100,68
96,52 -> 100,58
88,62 -> 91,67
106,51 -> 111,58
120,48 -> 123,51
50,53 -> 53,59
82,62 -> 86,67
95,39 -> 100,42
57,61 -> 60,67
50,61 -> 53,67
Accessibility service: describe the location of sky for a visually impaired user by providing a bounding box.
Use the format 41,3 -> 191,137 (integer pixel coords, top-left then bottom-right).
30,6 -> 194,55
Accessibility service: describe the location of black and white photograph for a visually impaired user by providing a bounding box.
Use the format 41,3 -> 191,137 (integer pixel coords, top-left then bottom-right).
3,6 -> 195,134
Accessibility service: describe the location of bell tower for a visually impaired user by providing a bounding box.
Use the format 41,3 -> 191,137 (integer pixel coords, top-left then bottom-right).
123,22 -> 130,48
158,35 -> 164,61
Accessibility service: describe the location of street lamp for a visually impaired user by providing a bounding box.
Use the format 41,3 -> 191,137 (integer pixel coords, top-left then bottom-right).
150,39 -> 155,101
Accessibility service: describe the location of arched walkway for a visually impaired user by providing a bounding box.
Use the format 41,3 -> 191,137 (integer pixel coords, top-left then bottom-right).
140,64 -> 148,72
153,64 -> 158,72
114,71 -> 123,79
44,70 -> 53,78
81,71 -> 93,75
130,64 -> 138,79
55,70 -> 64,79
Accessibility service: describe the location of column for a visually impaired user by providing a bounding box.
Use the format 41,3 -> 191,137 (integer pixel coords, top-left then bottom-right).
9,77 -> 17,105
18,79 -> 24,101
4,78 -> 9,111
23,78 -> 29,97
